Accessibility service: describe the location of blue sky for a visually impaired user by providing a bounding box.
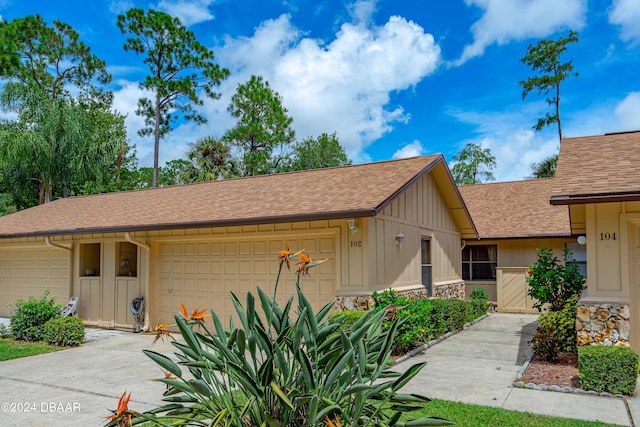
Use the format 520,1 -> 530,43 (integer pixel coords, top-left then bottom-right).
1,0 -> 639,181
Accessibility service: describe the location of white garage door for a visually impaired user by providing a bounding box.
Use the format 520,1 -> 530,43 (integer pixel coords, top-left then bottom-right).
0,247 -> 70,317
157,236 -> 337,327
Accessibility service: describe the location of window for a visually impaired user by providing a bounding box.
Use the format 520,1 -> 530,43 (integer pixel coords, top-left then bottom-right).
421,238 -> 432,296
80,243 -> 100,276
565,242 -> 587,277
117,242 -> 138,277
462,245 -> 497,281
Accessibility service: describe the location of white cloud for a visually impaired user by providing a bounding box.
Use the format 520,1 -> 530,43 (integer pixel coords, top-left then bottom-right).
609,0 -> 640,44
108,0 -> 135,15
111,80 -> 155,164
156,0 -> 214,26
348,0 -> 378,24
215,11 -> 441,163
449,106 -> 559,181
111,4 -> 441,167
392,141 -> 425,159
455,0 -> 586,65
614,92 -> 640,131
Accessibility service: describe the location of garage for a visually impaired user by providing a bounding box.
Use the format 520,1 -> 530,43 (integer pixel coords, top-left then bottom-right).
156,235 -> 337,326
0,246 -> 70,317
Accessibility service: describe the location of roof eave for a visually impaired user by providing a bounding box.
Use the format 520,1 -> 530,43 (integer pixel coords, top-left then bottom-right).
550,192 -> 640,205
0,209 -> 378,240
472,233 -> 573,240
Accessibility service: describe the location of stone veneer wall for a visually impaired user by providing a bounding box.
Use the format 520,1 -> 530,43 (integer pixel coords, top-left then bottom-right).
576,302 -> 630,347
433,281 -> 465,300
334,284 -> 466,312
334,287 -> 428,311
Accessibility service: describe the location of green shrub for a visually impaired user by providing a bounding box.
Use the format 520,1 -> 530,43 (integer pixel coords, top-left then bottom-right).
467,299 -> 488,321
470,286 -> 489,301
329,309 -> 366,328
10,290 -> 62,342
372,288 -> 412,308
530,324 -> 560,362
115,249 -> 452,427
539,300 -> 577,352
527,248 -> 585,312
441,299 -> 468,331
578,345 -> 639,395
43,316 -> 85,346
0,323 -> 11,338
530,300 -> 577,361
373,290 -> 481,354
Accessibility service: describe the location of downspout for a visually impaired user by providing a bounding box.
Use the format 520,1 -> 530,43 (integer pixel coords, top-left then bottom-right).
124,232 -> 151,332
45,236 -> 73,301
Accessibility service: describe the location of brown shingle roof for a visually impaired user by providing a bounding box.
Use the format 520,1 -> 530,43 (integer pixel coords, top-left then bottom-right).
459,178 -> 570,239
551,130 -> 640,204
0,155 -> 472,238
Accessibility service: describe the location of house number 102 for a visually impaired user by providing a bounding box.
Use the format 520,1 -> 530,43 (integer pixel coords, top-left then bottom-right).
600,232 -> 616,241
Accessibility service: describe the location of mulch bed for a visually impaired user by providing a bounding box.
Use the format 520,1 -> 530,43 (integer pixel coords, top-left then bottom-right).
519,352 -> 580,388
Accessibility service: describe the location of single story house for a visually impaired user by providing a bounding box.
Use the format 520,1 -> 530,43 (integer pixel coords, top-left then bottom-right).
551,130 -> 640,349
458,178 -> 578,313
0,155 -> 477,331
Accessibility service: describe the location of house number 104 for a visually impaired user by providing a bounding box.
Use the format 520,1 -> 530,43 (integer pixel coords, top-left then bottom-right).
600,232 -> 616,241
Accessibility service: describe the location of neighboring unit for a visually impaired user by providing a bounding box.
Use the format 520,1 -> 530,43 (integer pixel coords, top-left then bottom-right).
551,130 -> 640,349
0,156 -> 476,331
459,178 -> 577,313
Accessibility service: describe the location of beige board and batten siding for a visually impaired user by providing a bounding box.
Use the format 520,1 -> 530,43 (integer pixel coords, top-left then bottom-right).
0,243 -> 70,317
366,172 -> 463,293
72,236 -> 146,329
151,222 -> 339,328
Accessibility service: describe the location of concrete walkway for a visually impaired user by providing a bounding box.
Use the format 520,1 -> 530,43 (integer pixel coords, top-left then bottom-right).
0,313 -> 637,426
397,313 -> 635,426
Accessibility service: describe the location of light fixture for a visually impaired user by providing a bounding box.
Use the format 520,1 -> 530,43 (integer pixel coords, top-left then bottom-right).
395,233 -> 405,248
347,218 -> 358,234
577,235 -> 587,245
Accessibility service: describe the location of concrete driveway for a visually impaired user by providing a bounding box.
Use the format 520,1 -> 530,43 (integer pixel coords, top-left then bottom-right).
0,332 -> 175,426
0,313 -> 637,426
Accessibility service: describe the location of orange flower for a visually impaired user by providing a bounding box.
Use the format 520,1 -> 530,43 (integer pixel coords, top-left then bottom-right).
279,245 -> 292,270
153,322 -> 171,343
296,251 -> 329,276
527,268 -> 533,275
296,251 -> 313,276
180,302 -> 210,322
162,370 -> 177,390
104,391 -> 136,426
324,415 -> 341,427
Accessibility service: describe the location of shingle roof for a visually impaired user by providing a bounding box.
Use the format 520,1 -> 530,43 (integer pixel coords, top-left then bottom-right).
551,130 -> 640,204
459,178 -> 570,239
0,155 -> 474,238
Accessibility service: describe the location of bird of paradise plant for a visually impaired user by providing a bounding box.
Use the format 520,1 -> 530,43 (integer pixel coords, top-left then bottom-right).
104,391 -> 137,427
179,302 -> 210,322
127,246 -> 451,427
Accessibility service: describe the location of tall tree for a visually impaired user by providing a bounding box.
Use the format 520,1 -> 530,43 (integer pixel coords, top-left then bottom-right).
117,8 -> 229,188
0,85 -> 124,203
520,30 -> 579,142
0,14 -> 111,103
285,132 -> 351,172
529,153 -> 558,179
451,143 -> 496,185
224,75 -> 295,176
0,14 -> 117,206
182,136 -> 239,182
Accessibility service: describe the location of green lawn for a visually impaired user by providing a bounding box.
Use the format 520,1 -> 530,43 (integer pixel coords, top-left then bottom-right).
0,337 -> 63,361
403,398 -> 622,427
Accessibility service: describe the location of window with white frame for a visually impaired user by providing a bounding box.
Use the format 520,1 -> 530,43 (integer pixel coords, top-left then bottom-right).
462,245 -> 497,281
